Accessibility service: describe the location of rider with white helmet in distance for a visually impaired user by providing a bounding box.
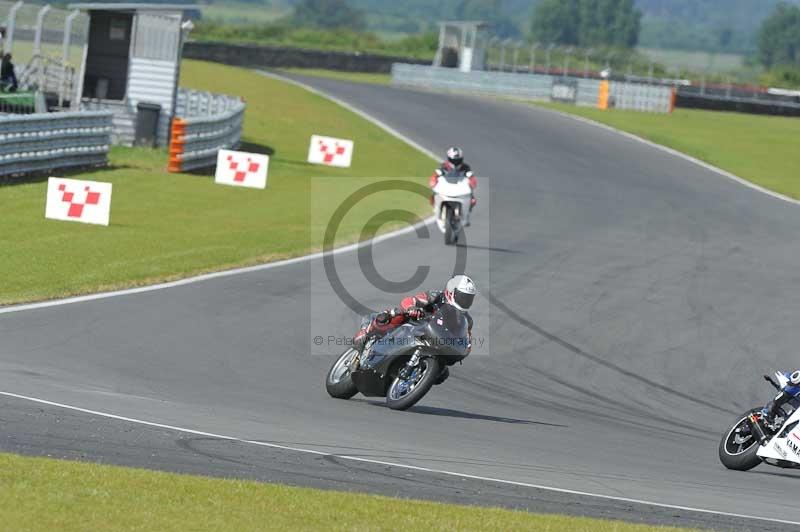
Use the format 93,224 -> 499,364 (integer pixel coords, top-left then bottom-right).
430,147 -> 477,213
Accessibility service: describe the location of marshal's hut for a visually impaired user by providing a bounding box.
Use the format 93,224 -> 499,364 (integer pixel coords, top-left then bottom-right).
70,3 -> 196,146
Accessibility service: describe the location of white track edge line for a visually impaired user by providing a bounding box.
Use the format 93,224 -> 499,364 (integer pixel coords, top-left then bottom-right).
0,71 -> 439,315
0,217 -> 432,315
2,390 -> 797,527
257,70 -> 440,162
537,105 -> 800,207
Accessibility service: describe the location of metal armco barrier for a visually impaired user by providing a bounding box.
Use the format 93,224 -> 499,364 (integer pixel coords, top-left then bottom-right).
392,63 -> 674,114
0,110 -> 112,178
168,90 -> 245,173
393,63 -> 558,102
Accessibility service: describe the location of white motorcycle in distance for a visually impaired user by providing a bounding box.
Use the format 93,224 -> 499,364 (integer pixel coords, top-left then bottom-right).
432,169 -> 473,246
719,372 -> 800,471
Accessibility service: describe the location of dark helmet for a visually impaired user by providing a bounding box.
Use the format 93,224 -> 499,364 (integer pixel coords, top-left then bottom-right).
444,275 -> 476,311
446,146 -> 463,167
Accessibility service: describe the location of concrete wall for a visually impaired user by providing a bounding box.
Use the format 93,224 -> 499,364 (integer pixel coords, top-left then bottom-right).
392,64 -> 603,108
183,41 -> 429,73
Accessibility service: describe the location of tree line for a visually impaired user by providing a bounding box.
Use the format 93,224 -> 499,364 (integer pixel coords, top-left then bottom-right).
201,0 -> 800,77
758,2 -> 800,68
530,0 -> 641,49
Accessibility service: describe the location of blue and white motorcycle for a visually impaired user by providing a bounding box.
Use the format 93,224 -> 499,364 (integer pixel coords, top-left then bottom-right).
719,372 -> 800,470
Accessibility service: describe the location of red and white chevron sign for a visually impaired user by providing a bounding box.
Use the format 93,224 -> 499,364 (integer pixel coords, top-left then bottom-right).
215,149 -> 269,189
307,135 -> 354,168
45,177 -> 112,226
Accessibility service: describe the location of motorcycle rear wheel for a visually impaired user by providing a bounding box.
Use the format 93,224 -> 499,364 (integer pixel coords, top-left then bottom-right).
718,409 -> 763,471
325,348 -> 359,399
386,357 -> 441,411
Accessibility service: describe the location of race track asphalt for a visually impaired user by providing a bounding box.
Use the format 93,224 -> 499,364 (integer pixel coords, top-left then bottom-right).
2,73 -> 800,530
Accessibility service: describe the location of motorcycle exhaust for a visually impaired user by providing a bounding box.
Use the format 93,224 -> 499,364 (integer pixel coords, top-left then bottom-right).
748,413 -> 769,445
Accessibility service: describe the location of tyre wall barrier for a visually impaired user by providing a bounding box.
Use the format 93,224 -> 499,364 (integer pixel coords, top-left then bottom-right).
0,110 -> 112,178
675,92 -> 800,117
183,41 -> 429,74
168,89 -> 245,173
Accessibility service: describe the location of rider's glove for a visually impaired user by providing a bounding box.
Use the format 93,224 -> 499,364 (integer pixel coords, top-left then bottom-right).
405,308 -> 425,321
375,309 -> 396,325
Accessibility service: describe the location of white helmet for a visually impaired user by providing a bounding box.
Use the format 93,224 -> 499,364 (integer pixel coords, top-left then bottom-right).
444,275 -> 476,311
446,147 -> 463,166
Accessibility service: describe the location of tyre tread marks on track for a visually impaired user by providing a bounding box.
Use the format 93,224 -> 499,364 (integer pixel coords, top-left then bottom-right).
486,291 -> 736,415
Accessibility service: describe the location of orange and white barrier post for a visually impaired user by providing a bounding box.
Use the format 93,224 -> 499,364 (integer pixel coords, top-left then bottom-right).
598,80 -> 610,110
168,118 -> 187,173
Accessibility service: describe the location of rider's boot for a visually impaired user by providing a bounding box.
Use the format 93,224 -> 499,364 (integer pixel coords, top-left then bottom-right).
760,407 -> 781,432
353,320 -> 379,352
353,328 -> 370,352
353,312 -> 396,352
761,391 -> 791,432
466,197 -> 476,226
759,408 -> 775,433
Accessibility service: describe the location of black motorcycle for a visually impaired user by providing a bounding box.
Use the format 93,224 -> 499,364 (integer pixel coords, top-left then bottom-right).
325,304 -> 471,410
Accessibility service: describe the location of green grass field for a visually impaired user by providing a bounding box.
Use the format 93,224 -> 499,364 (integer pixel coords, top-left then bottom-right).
0,60 -> 433,305
536,103 -> 800,200
0,452 -> 694,532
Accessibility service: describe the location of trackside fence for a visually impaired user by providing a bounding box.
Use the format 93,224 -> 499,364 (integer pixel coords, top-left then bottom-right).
168,89 -> 245,172
391,64 -> 675,113
0,110 -> 112,178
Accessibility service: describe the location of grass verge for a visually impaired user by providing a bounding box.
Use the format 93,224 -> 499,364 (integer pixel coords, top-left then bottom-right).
0,452 -> 694,531
536,103 -> 800,200
0,60 -> 433,305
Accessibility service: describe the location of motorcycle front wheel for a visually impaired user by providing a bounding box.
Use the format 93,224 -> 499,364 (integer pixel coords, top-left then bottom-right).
444,206 -> 457,246
325,348 -> 359,399
718,409 -> 763,471
386,357 -> 441,410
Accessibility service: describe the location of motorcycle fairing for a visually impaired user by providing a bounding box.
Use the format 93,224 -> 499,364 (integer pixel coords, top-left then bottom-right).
757,408 -> 800,465
352,323 -> 421,396
421,304 -> 471,360
433,175 -> 472,231
350,306 -> 471,397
